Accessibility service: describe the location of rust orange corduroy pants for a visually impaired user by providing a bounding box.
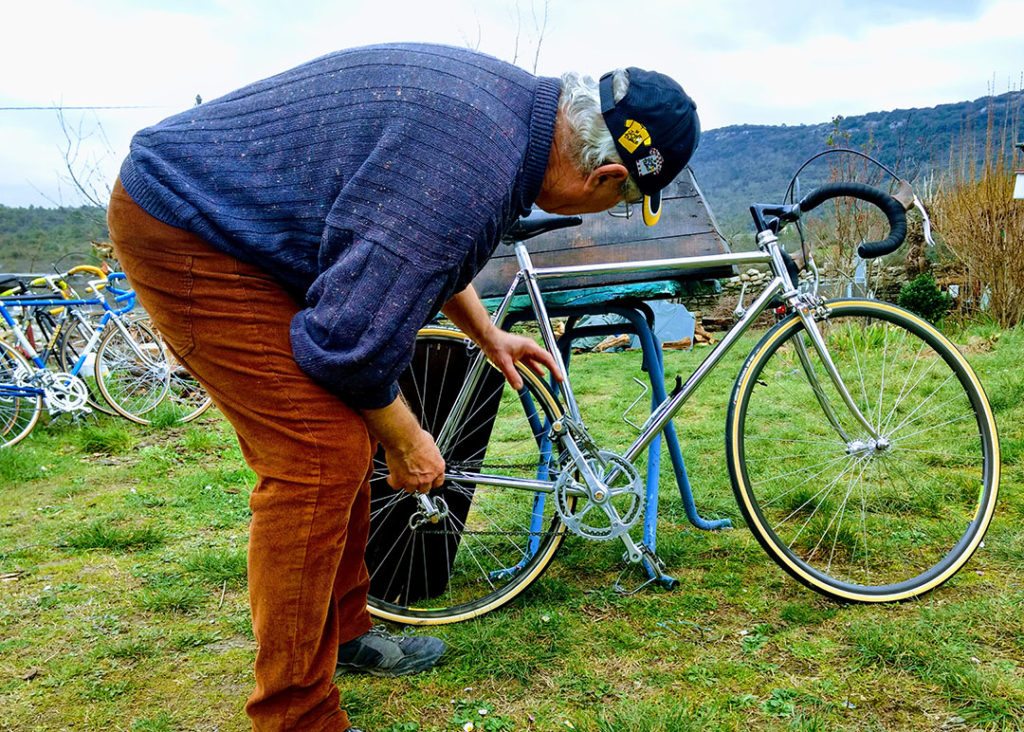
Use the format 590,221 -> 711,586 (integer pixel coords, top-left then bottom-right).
108,180 -> 373,731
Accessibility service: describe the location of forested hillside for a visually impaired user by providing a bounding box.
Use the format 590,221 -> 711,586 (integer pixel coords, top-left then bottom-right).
690,90 -> 1023,236
0,205 -> 108,273
1,90 -> 1021,271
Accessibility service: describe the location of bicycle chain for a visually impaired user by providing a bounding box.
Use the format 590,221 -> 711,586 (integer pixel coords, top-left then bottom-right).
408,528 -> 558,537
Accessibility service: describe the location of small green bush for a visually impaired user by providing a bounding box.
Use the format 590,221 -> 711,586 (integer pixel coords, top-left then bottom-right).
66,520 -> 165,552
183,547 -> 248,587
137,583 -> 205,614
898,273 -> 952,324
0,447 -> 38,484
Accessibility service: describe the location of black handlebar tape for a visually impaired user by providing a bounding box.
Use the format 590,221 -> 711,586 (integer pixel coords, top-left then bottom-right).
798,182 -> 908,259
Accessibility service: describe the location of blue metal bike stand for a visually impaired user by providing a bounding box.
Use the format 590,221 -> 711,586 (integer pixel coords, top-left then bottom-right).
503,298 -> 731,586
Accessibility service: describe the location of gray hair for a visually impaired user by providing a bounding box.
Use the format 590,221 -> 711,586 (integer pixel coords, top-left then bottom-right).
558,69 -> 641,203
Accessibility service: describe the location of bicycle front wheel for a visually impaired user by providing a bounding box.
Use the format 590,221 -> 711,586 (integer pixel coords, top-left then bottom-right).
727,299 -> 998,602
57,314 -> 115,416
367,328 -> 568,625
1,341 -> 42,448
94,319 -> 170,423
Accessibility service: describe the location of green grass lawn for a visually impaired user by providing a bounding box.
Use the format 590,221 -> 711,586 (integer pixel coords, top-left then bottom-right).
1,322 -> 1022,731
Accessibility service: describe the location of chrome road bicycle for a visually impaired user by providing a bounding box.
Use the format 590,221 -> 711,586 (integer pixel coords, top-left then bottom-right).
364,178 -> 1000,625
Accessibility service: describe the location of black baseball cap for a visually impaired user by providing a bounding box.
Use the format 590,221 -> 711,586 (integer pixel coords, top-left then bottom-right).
599,68 -> 701,226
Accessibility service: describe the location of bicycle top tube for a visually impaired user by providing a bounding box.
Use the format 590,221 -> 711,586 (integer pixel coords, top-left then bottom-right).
1,295 -> 105,308
0,289 -> 135,316
529,250 -> 771,282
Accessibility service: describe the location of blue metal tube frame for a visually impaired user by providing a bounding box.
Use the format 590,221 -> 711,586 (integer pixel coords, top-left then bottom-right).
501,299 -> 731,582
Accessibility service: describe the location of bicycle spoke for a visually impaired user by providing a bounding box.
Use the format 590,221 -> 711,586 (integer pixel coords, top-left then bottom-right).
365,331 -> 566,622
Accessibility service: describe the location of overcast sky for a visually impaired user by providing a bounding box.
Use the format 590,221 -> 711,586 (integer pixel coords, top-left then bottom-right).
1,0 -> 1021,207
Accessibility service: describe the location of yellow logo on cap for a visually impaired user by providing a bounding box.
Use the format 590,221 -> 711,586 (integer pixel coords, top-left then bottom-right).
618,119 -> 651,154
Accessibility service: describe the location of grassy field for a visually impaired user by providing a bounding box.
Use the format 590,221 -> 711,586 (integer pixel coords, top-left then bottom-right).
1,320 -> 1022,732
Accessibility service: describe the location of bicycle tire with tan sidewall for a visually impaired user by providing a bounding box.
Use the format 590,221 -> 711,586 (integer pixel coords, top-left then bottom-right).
367,328 -> 570,625
727,299 -> 999,603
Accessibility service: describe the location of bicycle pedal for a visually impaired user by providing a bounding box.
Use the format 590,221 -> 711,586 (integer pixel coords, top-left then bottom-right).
612,565 -> 660,597
613,546 -> 677,596
612,564 -> 679,596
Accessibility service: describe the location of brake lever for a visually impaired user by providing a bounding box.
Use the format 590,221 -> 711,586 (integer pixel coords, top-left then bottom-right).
912,195 -> 936,247
892,179 -> 915,211
888,177 -> 937,249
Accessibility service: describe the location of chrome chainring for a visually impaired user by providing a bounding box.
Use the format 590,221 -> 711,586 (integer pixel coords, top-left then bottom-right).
42,372 -> 90,413
553,450 -> 644,541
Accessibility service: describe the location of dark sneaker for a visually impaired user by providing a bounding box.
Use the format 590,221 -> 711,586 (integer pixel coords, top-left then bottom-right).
337,625 -> 445,676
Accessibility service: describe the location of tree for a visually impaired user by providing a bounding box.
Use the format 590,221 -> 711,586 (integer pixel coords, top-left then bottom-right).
54,106 -> 115,216
932,96 -> 1024,326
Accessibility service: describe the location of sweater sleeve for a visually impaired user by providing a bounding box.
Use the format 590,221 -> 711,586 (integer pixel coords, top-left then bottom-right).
289,124 -> 515,409
289,226 -> 455,410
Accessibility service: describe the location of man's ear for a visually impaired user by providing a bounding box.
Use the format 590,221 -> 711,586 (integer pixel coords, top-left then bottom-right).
585,163 -> 629,192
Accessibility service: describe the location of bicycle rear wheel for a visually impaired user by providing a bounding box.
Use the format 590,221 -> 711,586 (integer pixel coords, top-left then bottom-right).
727,299 -> 999,602
139,323 -> 213,425
367,328 -> 568,625
1,341 -> 41,448
94,318 -> 170,423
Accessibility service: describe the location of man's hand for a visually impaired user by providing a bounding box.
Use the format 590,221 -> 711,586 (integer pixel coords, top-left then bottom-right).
478,328 -> 561,390
441,285 -> 562,390
361,398 -> 445,493
383,427 -> 445,493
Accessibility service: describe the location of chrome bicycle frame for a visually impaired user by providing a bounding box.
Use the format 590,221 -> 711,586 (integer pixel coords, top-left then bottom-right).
438,229 -> 879,494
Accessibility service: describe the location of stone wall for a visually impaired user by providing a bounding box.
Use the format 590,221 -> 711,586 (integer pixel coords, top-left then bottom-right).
683,259 -> 968,331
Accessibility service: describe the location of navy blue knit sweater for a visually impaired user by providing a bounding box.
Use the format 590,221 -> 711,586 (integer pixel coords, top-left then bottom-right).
120,43 -> 560,409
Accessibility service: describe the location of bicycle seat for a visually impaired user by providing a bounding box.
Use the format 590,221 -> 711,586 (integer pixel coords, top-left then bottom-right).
0,277 -> 28,296
502,212 -> 583,244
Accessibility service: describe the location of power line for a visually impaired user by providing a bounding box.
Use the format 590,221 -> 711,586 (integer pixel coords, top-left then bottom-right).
0,105 -> 167,111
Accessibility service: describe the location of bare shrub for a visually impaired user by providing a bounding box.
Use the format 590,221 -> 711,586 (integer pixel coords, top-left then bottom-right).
931,100 -> 1024,327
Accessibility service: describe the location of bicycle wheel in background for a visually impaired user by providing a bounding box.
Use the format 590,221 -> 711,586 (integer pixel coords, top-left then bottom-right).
93,318 -> 170,423
1,340 -> 42,448
728,299 -> 999,602
367,328 -> 569,625
57,315 -> 116,416
144,325 -> 213,425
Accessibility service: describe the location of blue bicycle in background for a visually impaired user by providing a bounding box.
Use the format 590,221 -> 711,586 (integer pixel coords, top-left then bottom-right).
1,266 -> 210,447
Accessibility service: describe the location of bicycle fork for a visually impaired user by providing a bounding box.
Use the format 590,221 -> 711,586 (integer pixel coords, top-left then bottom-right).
789,299 -> 887,452
762,231 -> 884,448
